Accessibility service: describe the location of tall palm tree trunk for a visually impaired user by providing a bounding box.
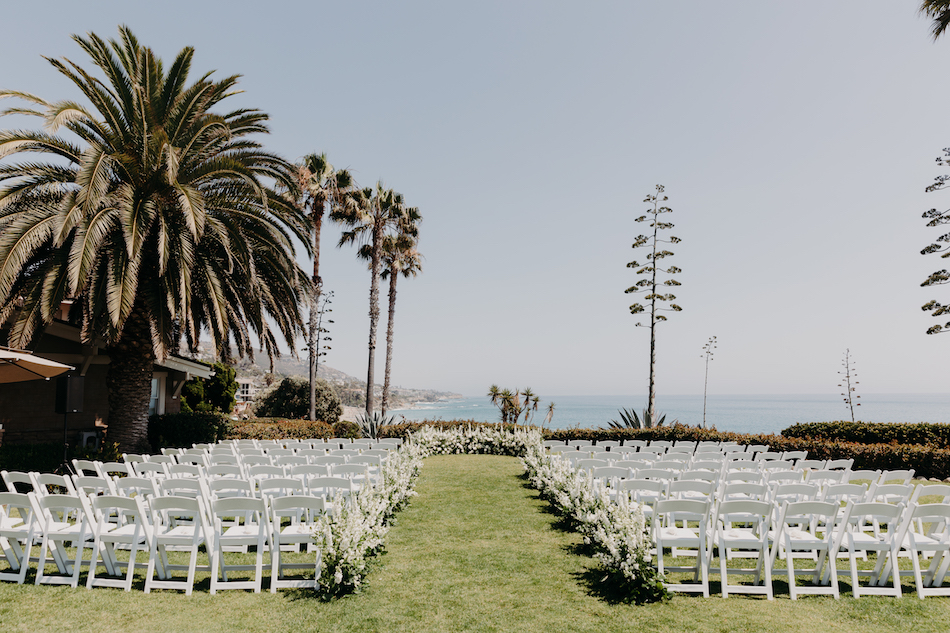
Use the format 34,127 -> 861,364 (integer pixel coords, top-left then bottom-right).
309,206 -> 325,421
105,306 -> 156,452
365,220 -> 383,417
381,271 -> 399,416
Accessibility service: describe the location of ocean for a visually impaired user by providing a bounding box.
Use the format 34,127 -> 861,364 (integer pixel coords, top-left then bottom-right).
389,393 -> 950,435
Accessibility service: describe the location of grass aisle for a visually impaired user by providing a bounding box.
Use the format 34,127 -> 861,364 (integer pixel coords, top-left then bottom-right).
2,455 -> 950,633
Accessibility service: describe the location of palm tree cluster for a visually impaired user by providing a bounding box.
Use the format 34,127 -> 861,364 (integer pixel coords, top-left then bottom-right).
487,385 -> 542,425
296,155 -> 423,421
0,26 -> 423,448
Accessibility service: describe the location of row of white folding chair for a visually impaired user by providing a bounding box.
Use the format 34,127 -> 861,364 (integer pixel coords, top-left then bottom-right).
647,494 -> 950,599
0,488 -> 331,594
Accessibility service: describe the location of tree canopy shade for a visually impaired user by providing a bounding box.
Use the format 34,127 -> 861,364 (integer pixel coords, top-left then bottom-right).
0,27 -> 309,450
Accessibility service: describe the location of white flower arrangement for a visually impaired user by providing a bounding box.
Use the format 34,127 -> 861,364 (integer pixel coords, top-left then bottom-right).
521,443 -> 668,602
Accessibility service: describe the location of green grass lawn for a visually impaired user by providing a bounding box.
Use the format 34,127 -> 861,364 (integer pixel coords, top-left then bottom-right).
1,455 -> 950,633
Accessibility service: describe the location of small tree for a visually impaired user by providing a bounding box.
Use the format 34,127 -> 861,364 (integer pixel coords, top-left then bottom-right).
701,336 -> 717,428
921,148 -> 950,334
181,362 -> 238,414
626,185 -> 682,422
838,349 -> 861,423
254,376 -> 342,422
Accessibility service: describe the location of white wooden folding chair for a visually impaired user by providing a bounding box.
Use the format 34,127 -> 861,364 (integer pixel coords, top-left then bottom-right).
768,501 -> 844,599
145,495 -> 212,595
0,491 -> 37,584
653,498 -> 711,597
715,499 -> 773,599
903,502 -> 950,598
209,497 -> 269,594
269,495 -> 325,592
86,495 -> 153,591
828,501 -> 907,598
33,493 -> 89,587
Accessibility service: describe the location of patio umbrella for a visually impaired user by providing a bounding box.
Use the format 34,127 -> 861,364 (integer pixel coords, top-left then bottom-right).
0,347 -> 74,383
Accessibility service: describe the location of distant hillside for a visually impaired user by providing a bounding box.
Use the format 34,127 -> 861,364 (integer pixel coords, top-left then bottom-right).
193,344 -> 462,409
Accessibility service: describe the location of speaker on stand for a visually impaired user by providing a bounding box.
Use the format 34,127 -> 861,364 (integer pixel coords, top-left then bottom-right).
55,375 -> 84,474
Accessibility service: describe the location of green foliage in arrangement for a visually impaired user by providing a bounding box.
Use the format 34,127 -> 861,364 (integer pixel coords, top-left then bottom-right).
254,376 -> 343,423
181,362 -> 238,414
782,421 -> 950,448
148,412 -> 230,450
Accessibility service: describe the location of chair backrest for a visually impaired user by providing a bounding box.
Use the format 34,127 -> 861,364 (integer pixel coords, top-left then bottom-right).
176,455 -> 207,467
542,440 -> 564,448
721,481 -> 769,502
821,483 -> 868,505
349,456 -> 383,468
781,450 -> 808,463
72,459 -> 100,476
636,468 -> 677,482
332,449 -> 361,459
591,467 -> 631,482
71,475 -> 115,497
299,448 -> 329,460
678,470 -> 719,483
90,494 -> 148,530
667,479 -> 715,500
596,440 -> 620,449
715,499 -> 771,531
206,464 -> 243,478
616,478 -> 667,503
868,483 -> 914,504
847,470 -> 881,484
211,496 -> 266,525
275,456 -> 308,468
311,455 -> 347,466
805,470 -> 847,486
771,482 -> 820,505
911,483 -> 950,504
690,460 -> 724,473
0,491 -> 36,531
32,472 -> 76,496
270,494 -> 326,524
209,454 -> 239,466
290,464 -> 331,478
766,470 -> 803,485
796,459 -> 827,471
37,493 -> 85,526
613,460 -> 653,471
265,448 -> 294,458
754,451 -> 784,462
241,455 -> 273,468
132,462 -> 167,478
208,477 -> 255,499
1,470 -> 36,494
824,459 -> 854,471
725,451 -> 754,461
167,463 -> 203,478
257,477 -> 306,500
654,498 -> 710,528
247,465 -> 285,480
331,464 -> 370,479
878,470 -> 915,486
158,477 -> 205,499
576,459 -> 609,471
778,500 -> 838,531
113,476 -> 159,499
121,453 -> 148,464
723,471 -> 764,485
567,440 -> 592,448
149,454 -> 177,465
306,477 -> 353,498
666,445 -> 694,455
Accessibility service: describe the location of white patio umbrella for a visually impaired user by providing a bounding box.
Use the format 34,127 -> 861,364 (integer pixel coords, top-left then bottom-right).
0,347 -> 74,383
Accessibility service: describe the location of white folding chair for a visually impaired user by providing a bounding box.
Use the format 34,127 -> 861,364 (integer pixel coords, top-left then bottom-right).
830,501 -> 906,598
903,502 -> 950,598
0,492 -> 37,584
33,493 -> 89,587
86,495 -> 153,591
145,496 -> 212,595
768,501 -> 844,599
714,499 -> 773,599
209,497 -> 269,594
652,498 -> 711,596
269,495 -> 325,592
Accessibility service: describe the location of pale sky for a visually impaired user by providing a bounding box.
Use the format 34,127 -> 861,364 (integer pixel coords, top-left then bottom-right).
1,1 -> 948,397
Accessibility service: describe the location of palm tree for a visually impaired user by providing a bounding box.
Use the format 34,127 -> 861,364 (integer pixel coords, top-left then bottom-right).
331,184 -> 417,417
295,153 -> 354,420
0,27 -> 309,450
920,1 -> 950,39
379,231 -> 423,416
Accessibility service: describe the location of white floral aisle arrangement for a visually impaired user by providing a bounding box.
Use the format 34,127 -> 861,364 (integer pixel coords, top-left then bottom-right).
312,440 -> 425,598
409,424 -> 542,456
521,443 -> 670,604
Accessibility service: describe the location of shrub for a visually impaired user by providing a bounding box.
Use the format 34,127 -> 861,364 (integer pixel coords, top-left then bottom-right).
782,421 -> 950,448
225,418 -> 335,441
253,376 -> 342,423
180,361 -> 238,414
148,411 -> 230,451
0,441 -> 121,484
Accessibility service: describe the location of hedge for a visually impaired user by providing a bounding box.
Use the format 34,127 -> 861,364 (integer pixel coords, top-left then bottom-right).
781,421 -> 950,449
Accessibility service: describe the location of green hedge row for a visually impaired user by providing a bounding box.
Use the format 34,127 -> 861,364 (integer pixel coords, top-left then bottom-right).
781,421 -> 950,448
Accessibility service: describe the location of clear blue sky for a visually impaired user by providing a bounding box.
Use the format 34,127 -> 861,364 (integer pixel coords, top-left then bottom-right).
1,1 -> 947,397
